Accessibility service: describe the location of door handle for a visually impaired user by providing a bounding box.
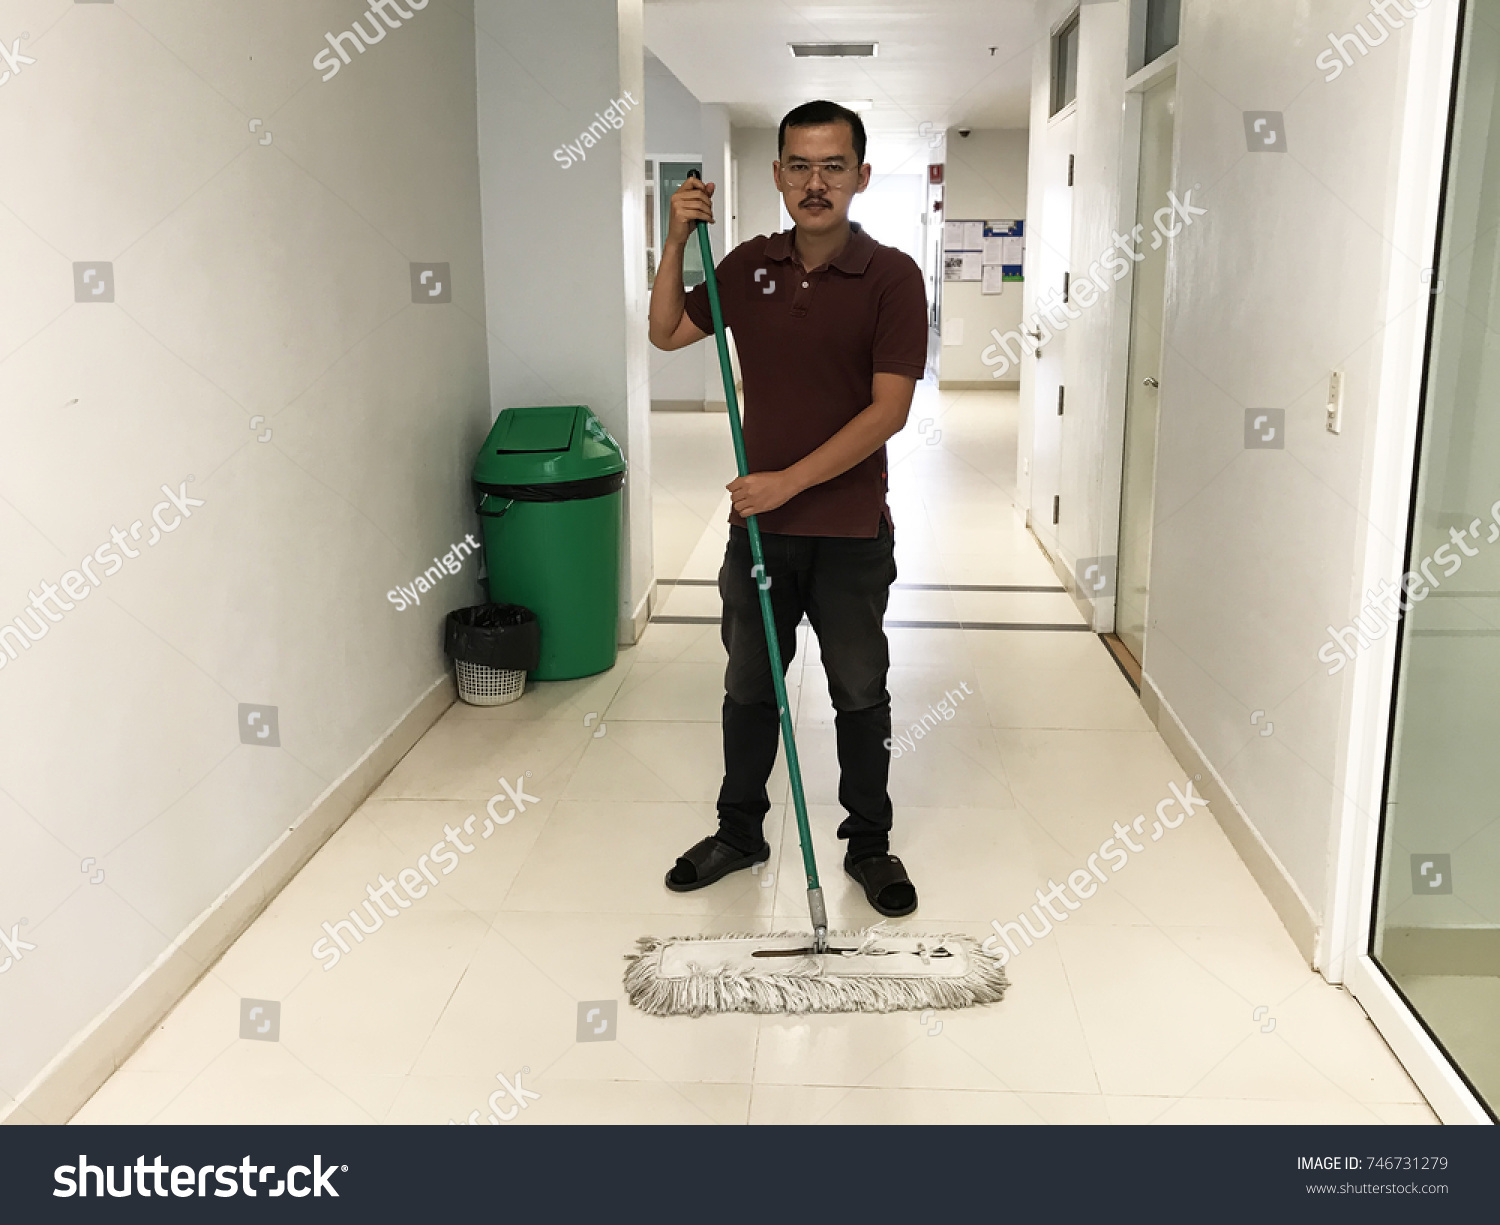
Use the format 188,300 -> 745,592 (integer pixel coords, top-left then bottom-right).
1028,330 -> 1045,342
1143,377 -> 1159,388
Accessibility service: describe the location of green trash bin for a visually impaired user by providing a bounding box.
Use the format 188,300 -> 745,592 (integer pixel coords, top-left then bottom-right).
473,405 -> 626,681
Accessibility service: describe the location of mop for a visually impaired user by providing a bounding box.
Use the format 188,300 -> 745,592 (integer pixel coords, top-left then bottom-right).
624,174 -> 1008,1017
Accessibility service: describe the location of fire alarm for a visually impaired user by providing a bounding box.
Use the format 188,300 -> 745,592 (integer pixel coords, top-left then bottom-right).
928,164 -> 944,185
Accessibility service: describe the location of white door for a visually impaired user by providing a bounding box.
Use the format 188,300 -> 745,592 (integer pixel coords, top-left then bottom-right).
1116,79 -> 1175,663
1029,116 -> 1075,556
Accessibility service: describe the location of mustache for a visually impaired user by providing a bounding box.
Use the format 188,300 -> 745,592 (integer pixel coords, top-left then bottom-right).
799,195 -> 831,208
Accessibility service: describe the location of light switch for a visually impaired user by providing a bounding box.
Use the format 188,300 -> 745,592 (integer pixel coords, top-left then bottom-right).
1326,370 -> 1344,434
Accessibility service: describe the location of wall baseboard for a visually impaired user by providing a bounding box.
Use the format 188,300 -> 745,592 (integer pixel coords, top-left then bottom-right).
1140,673 -> 1321,965
1031,527 -> 1108,631
622,579 -> 655,645
0,674 -> 456,1126
648,398 -> 737,413
938,379 -> 1020,390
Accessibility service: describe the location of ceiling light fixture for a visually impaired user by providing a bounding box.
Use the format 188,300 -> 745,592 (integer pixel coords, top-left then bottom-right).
788,42 -> 878,58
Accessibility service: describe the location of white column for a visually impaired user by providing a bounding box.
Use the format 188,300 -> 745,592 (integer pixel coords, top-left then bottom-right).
474,0 -> 654,642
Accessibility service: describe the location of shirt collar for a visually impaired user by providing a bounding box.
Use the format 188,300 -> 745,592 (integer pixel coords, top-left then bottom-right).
764,222 -> 876,274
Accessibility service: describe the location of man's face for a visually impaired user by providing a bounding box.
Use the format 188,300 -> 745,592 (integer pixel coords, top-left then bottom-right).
774,121 -> 871,237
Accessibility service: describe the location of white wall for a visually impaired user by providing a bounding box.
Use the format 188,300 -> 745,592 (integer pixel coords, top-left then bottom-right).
474,0 -> 652,641
643,51 -> 723,408
0,0 -> 489,1113
1151,0 -> 1421,952
732,126 -> 784,244
1018,0 -> 1446,964
644,49 -> 702,152
938,129 -> 1029,386
851,172 -> 925,268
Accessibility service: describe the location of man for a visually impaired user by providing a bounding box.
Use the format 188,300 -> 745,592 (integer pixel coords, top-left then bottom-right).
648,100 -> 927,917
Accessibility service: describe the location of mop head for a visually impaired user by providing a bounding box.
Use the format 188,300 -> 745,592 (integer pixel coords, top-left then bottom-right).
624,925 -> 1008,1017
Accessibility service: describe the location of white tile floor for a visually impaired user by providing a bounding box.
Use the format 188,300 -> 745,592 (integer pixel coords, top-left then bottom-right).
75,384 -> 1436,1125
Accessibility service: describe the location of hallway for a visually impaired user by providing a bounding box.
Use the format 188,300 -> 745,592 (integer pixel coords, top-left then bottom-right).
74,386 -> 1432,1125
11,1 -> 1500,1192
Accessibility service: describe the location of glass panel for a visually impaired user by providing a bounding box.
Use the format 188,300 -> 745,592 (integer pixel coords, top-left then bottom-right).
658,160 -> 704,287
1143,0 -> 1181,65
1051,14 -> 1080,116
1373,0 -> 1500,1115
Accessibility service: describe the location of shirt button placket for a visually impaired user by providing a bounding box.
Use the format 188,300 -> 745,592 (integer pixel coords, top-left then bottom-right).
792,270 -> 813,318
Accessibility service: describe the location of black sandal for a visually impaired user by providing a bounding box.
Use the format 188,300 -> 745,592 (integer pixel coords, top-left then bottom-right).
665,836 -> 771,892
845,853 -> 918,917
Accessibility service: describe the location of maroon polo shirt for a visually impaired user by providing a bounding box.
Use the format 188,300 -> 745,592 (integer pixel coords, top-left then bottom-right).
684,222 -> 928,538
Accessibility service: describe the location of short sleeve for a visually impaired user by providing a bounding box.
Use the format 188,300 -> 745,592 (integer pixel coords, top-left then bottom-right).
871,255 -> 929,380
683,277 -> 714,334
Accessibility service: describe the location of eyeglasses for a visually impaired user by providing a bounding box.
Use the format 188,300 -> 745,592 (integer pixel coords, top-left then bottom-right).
780,160 -> 858,187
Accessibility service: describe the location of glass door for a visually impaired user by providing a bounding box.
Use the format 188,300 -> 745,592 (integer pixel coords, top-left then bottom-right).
1372,0 -> 1500,1118
656,160 -> 704,287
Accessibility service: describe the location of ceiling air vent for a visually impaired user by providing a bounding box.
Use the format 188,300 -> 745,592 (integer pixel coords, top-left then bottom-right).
788,42 -> 878,58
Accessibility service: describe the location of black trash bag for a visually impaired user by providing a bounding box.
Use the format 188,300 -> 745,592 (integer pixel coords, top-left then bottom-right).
444,603 -> 541,672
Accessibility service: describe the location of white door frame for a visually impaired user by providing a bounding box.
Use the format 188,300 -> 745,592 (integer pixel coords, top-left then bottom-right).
1320,0 -> 1492,1125
1102,48 -> 1181,648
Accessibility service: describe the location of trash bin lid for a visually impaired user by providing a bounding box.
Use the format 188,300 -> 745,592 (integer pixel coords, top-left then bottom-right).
474,405 -> 626,487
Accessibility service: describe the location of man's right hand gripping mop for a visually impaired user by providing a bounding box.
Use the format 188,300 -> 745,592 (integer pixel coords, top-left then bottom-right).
624,180 -> 1009,1018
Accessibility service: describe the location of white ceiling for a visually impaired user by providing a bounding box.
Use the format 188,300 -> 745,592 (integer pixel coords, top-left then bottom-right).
644,0 -> 1043,163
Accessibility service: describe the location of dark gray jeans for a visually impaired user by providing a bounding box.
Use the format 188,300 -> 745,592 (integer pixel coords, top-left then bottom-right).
715,518 -> 897,862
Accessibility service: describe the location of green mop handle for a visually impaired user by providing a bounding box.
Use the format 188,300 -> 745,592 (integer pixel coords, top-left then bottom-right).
686,171 -> 827,951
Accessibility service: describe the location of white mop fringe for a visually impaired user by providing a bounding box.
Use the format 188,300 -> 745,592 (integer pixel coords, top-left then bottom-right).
624,927 -> 1009,1017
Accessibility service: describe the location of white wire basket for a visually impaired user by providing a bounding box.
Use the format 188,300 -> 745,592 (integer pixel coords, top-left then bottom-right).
454,658 -> 527,707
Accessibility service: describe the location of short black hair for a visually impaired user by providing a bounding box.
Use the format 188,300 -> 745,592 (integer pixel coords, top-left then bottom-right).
778,100 -> 867,165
